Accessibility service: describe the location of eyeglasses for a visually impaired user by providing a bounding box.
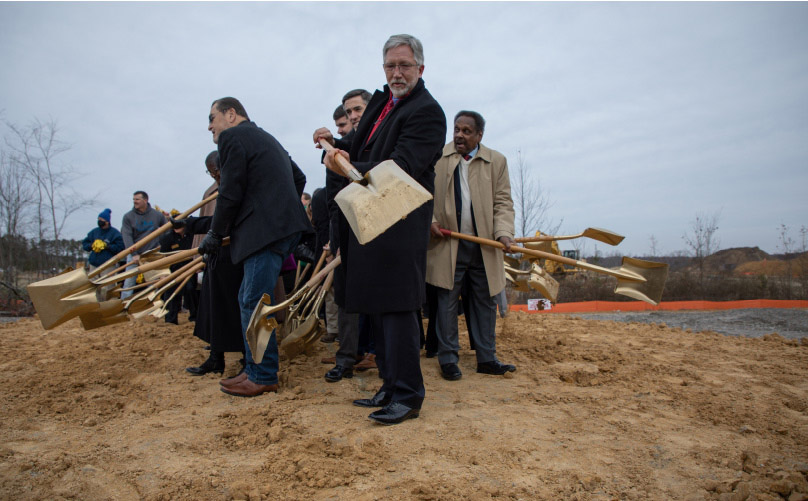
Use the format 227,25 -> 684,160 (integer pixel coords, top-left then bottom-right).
383,63 -> 418,73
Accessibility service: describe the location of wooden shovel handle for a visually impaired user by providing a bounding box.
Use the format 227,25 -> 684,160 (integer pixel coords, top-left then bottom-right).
312,248 -> 328,276
439,229 -> 646,282
89,192 -> 219,279
439,229 -> 580,268
318,139 -> 364,182
149,255 -> 204,292
515,234 -> 576,243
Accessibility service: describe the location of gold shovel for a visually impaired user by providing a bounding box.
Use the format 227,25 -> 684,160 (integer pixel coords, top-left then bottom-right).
440,229 -> 668,305
28,195 -> 218,329
149,260 -> 205,319
515,227 -> 625,246
319,139 -> 432,245
280,270 -> 334,360
79,254 -> 207,328
244,255 -> 341,364
129,257 -> 206,320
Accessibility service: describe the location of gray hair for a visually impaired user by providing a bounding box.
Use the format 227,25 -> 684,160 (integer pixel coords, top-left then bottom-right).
383,34 -> 424,66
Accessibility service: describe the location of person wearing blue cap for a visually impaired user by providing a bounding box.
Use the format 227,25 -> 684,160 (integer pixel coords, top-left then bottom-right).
82,208 -> 125,271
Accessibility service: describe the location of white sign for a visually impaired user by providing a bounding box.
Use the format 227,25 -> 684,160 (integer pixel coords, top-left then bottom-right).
527,299 -> 539,311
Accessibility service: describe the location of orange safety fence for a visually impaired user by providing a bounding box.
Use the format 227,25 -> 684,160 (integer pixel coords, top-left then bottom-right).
510,299 -> 808,314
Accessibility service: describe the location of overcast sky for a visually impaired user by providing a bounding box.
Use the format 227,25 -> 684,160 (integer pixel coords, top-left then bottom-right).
1,2 -> 806,257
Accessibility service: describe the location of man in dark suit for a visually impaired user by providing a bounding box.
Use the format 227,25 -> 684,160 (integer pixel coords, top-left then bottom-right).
316,90 -> 373,382
200,97 -> 310,397
315,34 -> 446,424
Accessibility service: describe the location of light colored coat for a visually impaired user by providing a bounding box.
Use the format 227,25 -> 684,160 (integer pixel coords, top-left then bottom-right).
426,142 -> 515,296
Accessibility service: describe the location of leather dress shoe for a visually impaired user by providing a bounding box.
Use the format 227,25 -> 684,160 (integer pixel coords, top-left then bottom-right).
324,365 -> 353,382
185,357 -> 224,376
353,390 -> 391,408
220,371 -> 248,387
477,360 -> 517,375
425,350 -> 437,359
440,363 -> 462,381
354,353 -> 377,371
220,379 -> 278,397
368,401 -> 420,425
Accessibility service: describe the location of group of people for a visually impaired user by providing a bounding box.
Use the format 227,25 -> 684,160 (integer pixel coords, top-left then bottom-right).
84,34 -> 517,426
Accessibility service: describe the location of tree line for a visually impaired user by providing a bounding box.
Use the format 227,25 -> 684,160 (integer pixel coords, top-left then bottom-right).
0,117 -> 95,312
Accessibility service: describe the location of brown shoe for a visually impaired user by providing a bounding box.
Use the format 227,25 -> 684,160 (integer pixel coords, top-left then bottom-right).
220,372 -> 248,387
355,353 -> 377,372
220,379 -> 278,397
321,356 -> 336,364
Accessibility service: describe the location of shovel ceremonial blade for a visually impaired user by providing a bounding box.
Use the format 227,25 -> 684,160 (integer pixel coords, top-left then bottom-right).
79,299 -> 128,330
613,257 -> 669,306
245,293 -> 278,364
28,268 -> 101,330
335,160 -> 432,245
528,264 -> 560,303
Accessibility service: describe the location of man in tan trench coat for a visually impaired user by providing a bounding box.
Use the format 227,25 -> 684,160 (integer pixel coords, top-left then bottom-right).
426,110 -> 517,381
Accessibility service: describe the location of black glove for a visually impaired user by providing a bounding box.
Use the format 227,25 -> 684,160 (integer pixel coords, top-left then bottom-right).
169,216 -> 186,229
198,230 -> 223,255
294,242 -> 316,264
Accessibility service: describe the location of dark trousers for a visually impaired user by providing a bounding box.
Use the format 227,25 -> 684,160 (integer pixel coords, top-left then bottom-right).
335,306 -> 360,368
436,240 -> 497,365
370,310 -> 424,409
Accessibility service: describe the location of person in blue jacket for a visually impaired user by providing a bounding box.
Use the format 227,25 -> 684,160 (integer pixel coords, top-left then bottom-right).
82,208 -> 125,271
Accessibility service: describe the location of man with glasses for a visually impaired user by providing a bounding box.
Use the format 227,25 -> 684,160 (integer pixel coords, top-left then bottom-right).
315,34 -> 446,425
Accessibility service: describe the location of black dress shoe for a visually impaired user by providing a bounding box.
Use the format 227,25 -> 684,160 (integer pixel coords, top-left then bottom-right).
353,390 -> 391,408
425,350 -> 437,359
477,360 -> 516,375
440,363 -> 462,381
368,401 -> 420,425
324,365 -> 353,382
186,357 -> 224,376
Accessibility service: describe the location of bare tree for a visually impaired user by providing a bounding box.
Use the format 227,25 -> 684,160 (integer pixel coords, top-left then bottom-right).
511,149 -> 562,238
4,119 -> 95,243
682,210 -> 721,287
648,234 -> 659,258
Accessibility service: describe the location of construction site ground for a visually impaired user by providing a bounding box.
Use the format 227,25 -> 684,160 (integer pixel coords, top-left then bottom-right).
1,307 -> 807,500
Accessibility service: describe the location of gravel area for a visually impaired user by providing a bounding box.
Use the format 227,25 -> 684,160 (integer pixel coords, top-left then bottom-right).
570,308 -> 808,340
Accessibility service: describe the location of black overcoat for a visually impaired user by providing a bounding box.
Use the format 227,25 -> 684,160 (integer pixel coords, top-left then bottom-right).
212,121 -> 310,264
186,216 -> 244,353
334,79 -> 446,313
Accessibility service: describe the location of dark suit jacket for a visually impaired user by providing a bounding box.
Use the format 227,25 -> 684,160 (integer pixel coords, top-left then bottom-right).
335,79 -> 446,313
211,121 -> 310,264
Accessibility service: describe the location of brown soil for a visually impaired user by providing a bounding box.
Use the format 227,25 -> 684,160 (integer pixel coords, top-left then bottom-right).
1,313 -> 807,500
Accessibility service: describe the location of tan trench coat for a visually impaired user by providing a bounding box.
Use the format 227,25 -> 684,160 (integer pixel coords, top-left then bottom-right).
426,142 -> 515,296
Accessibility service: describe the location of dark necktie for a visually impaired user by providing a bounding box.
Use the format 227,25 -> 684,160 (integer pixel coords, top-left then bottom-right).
463,154 -> 471,161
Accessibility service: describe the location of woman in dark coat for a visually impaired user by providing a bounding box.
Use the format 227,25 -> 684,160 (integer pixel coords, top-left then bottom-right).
180,153 -> 245,375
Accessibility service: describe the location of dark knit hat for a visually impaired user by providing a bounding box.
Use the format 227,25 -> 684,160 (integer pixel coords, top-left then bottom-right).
98,208 -> 112,222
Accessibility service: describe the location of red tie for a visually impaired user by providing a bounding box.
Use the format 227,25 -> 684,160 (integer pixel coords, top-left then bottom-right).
366,96 -> 396,143
463,154 -> 471,161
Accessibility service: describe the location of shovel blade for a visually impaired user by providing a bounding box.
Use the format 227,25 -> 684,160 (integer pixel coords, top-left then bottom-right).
335,160 -> 432,245
528,264 -> 560,302
281,315 -> 317,360
613,257 -> 669,305
581,227 -> 625,246
80,300 -> 129,330
27,268 -> 101,330
245,293 -> 278,364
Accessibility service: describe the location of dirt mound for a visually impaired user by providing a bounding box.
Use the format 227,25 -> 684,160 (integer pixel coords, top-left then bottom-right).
1,312 -> 807,500
700,247 -> 771,274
